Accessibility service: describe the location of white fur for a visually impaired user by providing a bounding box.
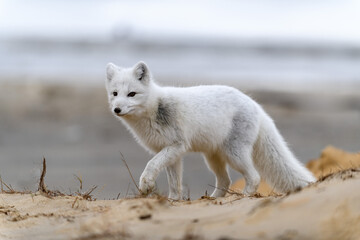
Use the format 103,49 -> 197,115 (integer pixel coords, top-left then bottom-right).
105,61 -> 316,200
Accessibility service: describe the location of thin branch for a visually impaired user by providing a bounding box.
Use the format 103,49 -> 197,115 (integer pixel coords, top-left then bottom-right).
0,175 -> 3,193
77,185 -> 97,201
120,152 -> 141,194
0,176 -> 15,193
74,174 -> 83,191
38,157 -> 48,193
72,197 -> 79,208
116,192 -> 121,200
125,182 -> 131,198
208,184 -> 245,197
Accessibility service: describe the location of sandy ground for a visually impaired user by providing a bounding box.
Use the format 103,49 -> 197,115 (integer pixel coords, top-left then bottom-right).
1,148 -> 360,240
1,168 -> 360,240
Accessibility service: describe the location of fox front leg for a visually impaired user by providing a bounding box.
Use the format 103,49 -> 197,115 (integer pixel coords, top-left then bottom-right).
139,145 -> 186,196
165,159 -> 183,200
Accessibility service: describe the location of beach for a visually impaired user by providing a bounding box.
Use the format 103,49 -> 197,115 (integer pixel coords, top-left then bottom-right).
1,161 -> 360,240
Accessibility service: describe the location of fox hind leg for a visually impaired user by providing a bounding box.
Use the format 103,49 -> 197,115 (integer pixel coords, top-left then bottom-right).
224,144 -> 260,196
223,111 -> 261,196
204,152 -> 231,198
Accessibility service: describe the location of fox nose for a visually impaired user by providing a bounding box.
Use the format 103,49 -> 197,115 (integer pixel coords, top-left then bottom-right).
114,107 -> 121,114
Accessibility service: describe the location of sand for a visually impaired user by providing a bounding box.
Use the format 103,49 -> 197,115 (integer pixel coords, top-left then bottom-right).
307,146 -> 360,178
231,146 -> 360,196
1,148 -> 360,240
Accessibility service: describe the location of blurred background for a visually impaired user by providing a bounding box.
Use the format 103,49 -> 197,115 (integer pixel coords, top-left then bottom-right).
0,0 -> 359,199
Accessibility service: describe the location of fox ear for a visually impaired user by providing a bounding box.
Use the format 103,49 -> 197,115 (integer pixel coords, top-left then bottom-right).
106,62 -> 118,81
133,61 -> 150,82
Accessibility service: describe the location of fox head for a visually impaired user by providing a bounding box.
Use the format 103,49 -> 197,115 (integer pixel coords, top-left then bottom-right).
105,61 -> 153,118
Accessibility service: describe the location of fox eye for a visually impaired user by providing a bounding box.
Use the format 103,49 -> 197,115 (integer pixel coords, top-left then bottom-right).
127,92 -> 137,97
113,91 -> 118,96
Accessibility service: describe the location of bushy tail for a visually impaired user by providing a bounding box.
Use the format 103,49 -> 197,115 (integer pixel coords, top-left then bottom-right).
253,111 -> 316,193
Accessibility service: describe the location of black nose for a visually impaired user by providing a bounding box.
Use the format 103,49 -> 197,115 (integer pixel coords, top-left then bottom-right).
114,108 -> 121,114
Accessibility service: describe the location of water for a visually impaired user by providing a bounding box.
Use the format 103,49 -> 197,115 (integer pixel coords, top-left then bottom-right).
1,38 -> 360,92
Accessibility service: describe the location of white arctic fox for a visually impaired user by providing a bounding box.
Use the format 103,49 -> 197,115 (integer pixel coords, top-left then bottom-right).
105,61 -> 315,200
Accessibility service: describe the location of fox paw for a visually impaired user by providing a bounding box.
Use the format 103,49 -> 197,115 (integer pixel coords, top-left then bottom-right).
168,192 -> 183,201
139,175 -> 156,196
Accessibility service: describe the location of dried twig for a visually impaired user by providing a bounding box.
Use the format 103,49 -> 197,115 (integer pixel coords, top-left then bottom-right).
0,176 -> 16,194
72,197 -> 79,208
125,182 -> 131,198
116,192 -> 121,200
77,185 -> 97,201
74,174 -> 83,191
0,175 -> 3,193
208,184 -> 245,197
120,152 -> 141,194
38,157 -> 48,193
2,157 -> 98,200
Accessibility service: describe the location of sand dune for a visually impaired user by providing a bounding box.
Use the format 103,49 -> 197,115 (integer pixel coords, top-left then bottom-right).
231,146 -> 360,196
1,147 -> 360,240
307,146 -> 360,178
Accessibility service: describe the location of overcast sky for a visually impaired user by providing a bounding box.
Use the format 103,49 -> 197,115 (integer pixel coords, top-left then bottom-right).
0,0 -> 360,45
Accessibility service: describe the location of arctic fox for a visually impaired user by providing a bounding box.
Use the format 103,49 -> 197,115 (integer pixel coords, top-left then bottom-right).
105,61 -> 315,200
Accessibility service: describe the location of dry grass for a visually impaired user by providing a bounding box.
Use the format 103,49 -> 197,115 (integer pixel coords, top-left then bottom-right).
317,168 -> 360,182
0,175 -> 29,195
119,152 -> 141,195
0,155 -> 169,204
0,176 -> 17,194
4,152 -> 355,203
1,157 -> 98,201
38,157 -> 48,193
0,154 -> 272,205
